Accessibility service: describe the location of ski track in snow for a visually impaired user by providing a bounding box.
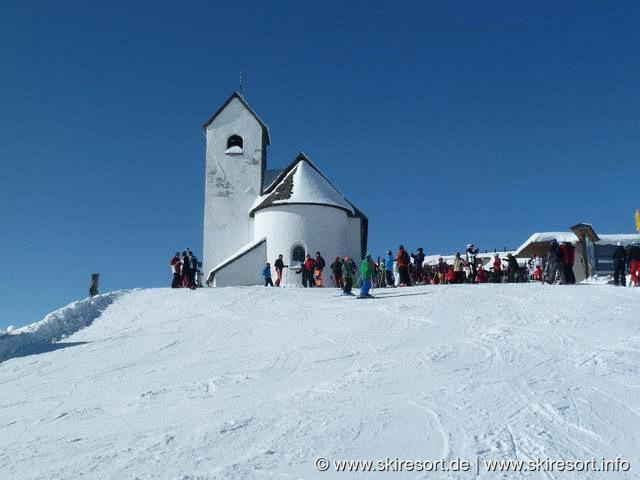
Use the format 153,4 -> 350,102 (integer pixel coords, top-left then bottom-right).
0,284 -> 639,479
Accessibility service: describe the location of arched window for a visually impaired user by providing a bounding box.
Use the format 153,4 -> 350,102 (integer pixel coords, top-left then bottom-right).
291,244 -> 305,264
226,135 -> 243,154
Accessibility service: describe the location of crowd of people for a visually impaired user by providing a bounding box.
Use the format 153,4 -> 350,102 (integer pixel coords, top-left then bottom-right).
541,240 -> 576,285
294,252 -> 327,288
258,244 -> 536,296
366,245 -> 534,287
170,250 -> 203,289
171,240 -> 640,291
613,241 -> 640,287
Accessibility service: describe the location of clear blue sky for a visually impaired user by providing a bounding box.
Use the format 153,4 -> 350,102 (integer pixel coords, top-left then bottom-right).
1,1 -> 638,329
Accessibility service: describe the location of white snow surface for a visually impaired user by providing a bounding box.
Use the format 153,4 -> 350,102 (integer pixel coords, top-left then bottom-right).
1,285 -> 640,479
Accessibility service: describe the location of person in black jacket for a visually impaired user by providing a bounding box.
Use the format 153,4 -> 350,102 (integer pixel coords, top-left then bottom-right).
613,242 -> 627,286
505,253 -> 520,283
544,240 -> 564,284
330,257 -> 343,288
187,250 -> 198,289
274,254 -> 286,287
465,244 -> 479,283
181,250 -> 191,288
414,247 -> 425,284
314,251 -> 326,287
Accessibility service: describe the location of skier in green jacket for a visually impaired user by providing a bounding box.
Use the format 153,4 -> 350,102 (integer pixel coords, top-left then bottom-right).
359,253 -> 375,298
341,257 -> 356,295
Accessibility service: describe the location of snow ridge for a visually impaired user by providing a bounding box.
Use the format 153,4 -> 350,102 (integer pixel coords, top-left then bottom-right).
0,291 -> 124,363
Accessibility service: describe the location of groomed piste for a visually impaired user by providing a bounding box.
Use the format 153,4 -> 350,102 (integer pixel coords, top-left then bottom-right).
1,284 -> 639,479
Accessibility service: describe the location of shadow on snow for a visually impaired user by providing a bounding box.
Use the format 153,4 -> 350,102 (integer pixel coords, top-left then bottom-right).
0,339 -> 90,363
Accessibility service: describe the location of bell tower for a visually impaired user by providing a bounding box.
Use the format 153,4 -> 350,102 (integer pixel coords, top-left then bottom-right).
202,92 -> 270,276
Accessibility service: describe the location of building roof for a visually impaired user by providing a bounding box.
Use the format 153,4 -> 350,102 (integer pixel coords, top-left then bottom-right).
514,232 -> 578,258
203,91 -> 271,145
515,230 -> 640,258
263,168 -> 284,191
249,153 -> 365,218
205,237 -> 267,284
570,223 -> 600,242
597,234 -> 640,245
514,232 -> 577,258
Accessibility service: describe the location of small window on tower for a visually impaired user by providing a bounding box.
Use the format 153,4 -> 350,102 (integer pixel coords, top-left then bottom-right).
292,245 -> 305,265
226,135 -> 243,155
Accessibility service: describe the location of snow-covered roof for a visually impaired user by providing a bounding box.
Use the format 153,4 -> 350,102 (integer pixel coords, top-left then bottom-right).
263,168 -> 284,191
520,232 -> 579,246
250,153 -> 364,218
206,236 -> 267,283
597,234 -> 640,246
515,230 -> 640,257
514,232 -> 578,257
423,251 -> 518,266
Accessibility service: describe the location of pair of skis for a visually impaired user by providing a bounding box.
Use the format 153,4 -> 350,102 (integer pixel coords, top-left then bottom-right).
335,291 -> 375,298
336,291 -> 375,299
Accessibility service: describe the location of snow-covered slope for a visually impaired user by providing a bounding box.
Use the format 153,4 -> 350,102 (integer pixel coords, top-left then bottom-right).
1,285 -> 639,479
0,292 -> 124,363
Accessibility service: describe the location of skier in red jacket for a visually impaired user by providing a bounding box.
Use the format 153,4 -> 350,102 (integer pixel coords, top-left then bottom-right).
492,254 -> 502,283
395,245 -> 411,286
302,254 -> 316,288
476,264 -> 488,283
170,252 -> 182,288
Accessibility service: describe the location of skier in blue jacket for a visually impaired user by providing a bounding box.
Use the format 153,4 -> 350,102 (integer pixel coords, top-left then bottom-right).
385,250 -> 395,288
263,263 -> 274,287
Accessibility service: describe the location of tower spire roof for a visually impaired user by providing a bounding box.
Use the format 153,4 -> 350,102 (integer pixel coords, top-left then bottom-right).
203,91 -> 270,145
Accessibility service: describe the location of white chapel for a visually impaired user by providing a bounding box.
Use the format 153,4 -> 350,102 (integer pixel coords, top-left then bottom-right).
203,92 -> 368,287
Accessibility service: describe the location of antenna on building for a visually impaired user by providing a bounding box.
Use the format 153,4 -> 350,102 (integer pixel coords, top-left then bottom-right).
239,71 -> 244,94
